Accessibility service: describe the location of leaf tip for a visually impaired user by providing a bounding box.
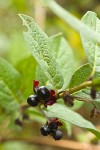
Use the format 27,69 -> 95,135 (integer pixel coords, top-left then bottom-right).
18,14 -> 34,27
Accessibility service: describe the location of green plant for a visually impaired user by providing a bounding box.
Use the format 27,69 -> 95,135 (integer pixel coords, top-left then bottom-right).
0,0 -> 100,143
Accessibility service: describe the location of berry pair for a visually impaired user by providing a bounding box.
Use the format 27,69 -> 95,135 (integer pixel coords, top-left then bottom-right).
27,86 -> 50,107
40,118 -> 63,140
27,80 -> 56,107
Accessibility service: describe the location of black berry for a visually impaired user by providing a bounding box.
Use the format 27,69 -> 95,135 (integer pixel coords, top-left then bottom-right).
52,129 -> 62,140
49,122 -> 58,131
27,95 -> 39,107
40,125 -> 51,136
37,86 -> 50,101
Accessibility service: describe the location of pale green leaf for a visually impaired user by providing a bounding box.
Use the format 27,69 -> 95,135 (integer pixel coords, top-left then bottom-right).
0,80 -> 19,112
49,33 -> 62,57
42,0 -> 100,44
19,14 -> 63,89
63,121 -> 72,137
57,38 -> 74,89
69,64 -> 92,88
81,11 -> 100,77
36,65 -> 47,86
49,35 -> 74,89
0,58 -> 21,93
45,103 -> 100,138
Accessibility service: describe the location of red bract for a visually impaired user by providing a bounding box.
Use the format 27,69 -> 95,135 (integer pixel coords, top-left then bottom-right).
49,118 -> 63,127
43,90 -> 57,108
33,80 -> 39,93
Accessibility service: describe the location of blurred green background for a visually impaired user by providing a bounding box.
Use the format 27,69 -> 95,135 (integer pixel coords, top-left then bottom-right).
0,0 -> 100,149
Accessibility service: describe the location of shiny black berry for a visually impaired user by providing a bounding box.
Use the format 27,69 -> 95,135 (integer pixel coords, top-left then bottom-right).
37,86 -> 50,101
52,129 -> 62,140
27,95 -> 39,107
40,125 -> 51,136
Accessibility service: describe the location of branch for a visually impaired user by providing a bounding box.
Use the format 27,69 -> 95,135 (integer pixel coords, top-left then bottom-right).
58,81 -> 92,98
0,136 -> 100,150
68,81 -> 92,94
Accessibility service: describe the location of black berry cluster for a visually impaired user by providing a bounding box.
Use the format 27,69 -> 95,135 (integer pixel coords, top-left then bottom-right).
27,80 -> 57,108
40,118 -> 63,140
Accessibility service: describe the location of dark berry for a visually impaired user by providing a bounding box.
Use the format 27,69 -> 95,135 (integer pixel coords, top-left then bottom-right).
22,114 -> 29,120
90,87 -> 96,99
40,125 -> 51,136
37,86 -> 50,101
63,92 -> 74,107
49,122 -> 58,131
27,95 -> 39,107
15,118 -> 23,127
52,129 -> 62,140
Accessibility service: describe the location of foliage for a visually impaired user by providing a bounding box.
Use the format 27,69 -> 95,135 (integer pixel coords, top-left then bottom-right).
0,0 -> 100,148
19,8 -> 100,139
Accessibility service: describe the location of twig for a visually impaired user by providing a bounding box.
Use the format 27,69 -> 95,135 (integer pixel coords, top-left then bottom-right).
68,81 -> 92,94
40,109 -> 51,123
58,81 -> 92,98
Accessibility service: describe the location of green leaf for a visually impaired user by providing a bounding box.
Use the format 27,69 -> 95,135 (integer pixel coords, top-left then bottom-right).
57,38 -> 74,89
63,121 -> 72,137
42,0 -> 100,44
93,77 -> 100,90
19,14 -> 63,89
36,65 -> 47,86
72,101 -> 84,110
45,103 -> 100,138
0,58 -> 21,93
0,80 -> 19,112
81,11 -> 100,77
49,33 -> 62,57
49,35 -> 74,89
16,56 -> 36,99
8,32 -> 30,65
74,88 -> 100,107
69,64 -> 92,88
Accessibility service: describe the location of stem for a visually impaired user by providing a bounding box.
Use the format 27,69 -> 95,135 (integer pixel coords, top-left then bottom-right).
40,108 -> 50,122
58,81 -> 92,98
68,81 -> 92,94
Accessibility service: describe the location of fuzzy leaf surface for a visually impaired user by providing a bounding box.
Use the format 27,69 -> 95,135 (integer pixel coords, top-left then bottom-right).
19,14 -> 63,89
36,65 -> 47,86
81,11 -> 100,77
49,35 -> 74,89
0,80 -> 19,112
0,58 -> 21,93
69,64 -> 92,88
